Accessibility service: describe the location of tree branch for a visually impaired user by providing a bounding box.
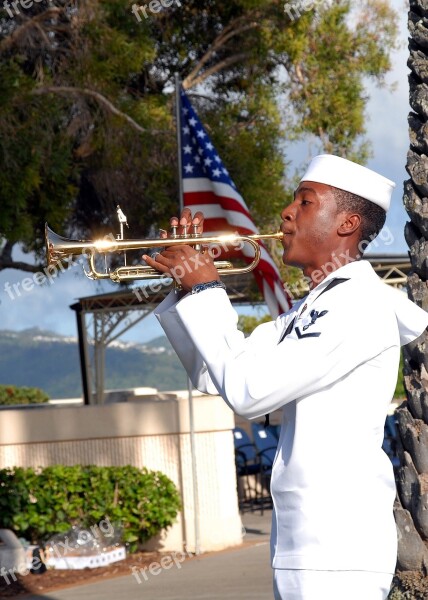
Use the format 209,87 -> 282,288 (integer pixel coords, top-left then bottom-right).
0,259 -> 40,274
32,86 -> 170,135
0,7 -> 63,53
183,19 -> 259,89
184,53 -> 250,90
0,242 -> 39,273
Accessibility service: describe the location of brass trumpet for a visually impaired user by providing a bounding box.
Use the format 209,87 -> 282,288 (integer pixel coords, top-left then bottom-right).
45,213 -> 283,283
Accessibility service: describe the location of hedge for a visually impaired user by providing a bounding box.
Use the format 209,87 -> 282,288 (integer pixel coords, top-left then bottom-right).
0,465 -> 181,551
0,384 -> 49,405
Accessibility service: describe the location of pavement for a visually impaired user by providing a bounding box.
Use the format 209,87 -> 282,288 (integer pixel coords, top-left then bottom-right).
24,509 -> 273,600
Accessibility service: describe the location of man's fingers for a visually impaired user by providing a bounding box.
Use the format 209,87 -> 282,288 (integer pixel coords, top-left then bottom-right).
160,247 -> 194,262
193,211 -> 204,234
176,208 -> 191,234
180,208 -> 192,223
143,254 -> 171,275
168,210 -> 205,236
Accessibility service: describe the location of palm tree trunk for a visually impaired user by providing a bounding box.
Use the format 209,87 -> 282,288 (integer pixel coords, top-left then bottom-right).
393,0 -> 428,593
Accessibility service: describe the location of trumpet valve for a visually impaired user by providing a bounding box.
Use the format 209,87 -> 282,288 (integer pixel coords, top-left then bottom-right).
191,223 -> 202,250
191,223 -> 201,237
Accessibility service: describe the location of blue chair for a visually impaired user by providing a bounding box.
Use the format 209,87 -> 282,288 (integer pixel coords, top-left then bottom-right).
233,428 -> 262,512
251,423 -> 278,510
251,422 -> 278,469
385,415 -> 397,439
382,415 -> 400,468
266,424 -> 281,442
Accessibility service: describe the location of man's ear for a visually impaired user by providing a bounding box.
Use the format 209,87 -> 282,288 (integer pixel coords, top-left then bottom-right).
337,214 -> 361,237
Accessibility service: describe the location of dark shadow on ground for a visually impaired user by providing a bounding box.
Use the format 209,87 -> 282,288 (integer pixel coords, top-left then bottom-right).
0,576 -> 61,599
243,527 -> 264,536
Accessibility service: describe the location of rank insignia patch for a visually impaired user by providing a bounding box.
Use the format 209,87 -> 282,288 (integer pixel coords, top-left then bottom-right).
302,309 -> 328,331
295,309 -> 328,339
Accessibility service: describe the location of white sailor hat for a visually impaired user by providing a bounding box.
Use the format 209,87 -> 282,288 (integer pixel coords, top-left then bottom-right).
300,154 -> 395,212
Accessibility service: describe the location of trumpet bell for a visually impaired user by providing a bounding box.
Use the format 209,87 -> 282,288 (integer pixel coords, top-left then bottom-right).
45,224 -> 89,266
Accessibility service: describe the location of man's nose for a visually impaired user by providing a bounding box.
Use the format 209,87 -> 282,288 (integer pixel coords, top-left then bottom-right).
281,201 -> 296,221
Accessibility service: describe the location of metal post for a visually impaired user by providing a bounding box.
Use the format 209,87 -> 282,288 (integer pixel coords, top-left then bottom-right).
71,303 -> 92,405
99,315 -> 105,404
175,72 -> 184,212
175,72 -> 200,555
187,377 -> 201,554
94,314 -> 105,405
93,316 -> 100,404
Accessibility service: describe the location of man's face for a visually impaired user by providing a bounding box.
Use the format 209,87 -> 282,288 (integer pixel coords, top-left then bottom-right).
280,181 -> 345,272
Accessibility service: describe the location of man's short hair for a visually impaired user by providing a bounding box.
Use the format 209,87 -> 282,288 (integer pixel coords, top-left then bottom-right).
333,188 -> 386,248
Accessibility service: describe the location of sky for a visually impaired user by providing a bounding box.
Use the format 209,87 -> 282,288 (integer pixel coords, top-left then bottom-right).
0,0 -> 412,343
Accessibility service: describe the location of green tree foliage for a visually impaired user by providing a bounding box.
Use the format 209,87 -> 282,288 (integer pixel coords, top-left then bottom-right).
0,0 -> 398,275
238,312 -> 272,335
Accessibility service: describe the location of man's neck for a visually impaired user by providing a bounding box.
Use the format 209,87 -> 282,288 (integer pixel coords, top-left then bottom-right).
305,249 -> 360,289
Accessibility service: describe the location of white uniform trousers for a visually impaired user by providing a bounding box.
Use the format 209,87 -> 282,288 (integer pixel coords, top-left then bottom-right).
273,569 -> 393,600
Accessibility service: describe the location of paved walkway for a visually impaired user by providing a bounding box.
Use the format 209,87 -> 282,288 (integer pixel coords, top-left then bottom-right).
24,510 -> 273,600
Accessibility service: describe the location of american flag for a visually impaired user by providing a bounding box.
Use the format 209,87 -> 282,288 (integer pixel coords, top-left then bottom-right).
180,89 -> 291,318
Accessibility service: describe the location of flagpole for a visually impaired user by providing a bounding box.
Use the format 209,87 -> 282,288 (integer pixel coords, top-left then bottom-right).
175,72 -> 201,556
175,73 -> 184,212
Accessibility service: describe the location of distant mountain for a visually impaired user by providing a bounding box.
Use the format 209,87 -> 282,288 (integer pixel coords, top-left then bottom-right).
0,329 -> 187,399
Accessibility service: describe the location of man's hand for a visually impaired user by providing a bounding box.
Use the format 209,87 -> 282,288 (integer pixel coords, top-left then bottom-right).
143,208 -> 220,292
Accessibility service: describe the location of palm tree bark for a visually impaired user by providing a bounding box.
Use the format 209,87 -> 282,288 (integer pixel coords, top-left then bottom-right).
394,0 -> 428,584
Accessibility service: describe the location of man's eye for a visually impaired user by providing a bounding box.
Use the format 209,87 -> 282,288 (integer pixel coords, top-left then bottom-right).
301,199 -> 311,205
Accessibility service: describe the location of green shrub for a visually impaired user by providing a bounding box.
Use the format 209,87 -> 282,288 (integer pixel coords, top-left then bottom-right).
0,465 -> 181,551
0,384 -> 49,405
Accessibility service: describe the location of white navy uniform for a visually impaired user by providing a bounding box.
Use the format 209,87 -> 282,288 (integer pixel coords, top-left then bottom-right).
155,259 -> 428,599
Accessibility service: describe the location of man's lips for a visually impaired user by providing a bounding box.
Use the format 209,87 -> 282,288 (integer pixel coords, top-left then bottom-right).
280,228 -> 294,250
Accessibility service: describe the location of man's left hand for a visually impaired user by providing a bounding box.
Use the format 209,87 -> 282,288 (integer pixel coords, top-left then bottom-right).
143,241 -> 219,292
